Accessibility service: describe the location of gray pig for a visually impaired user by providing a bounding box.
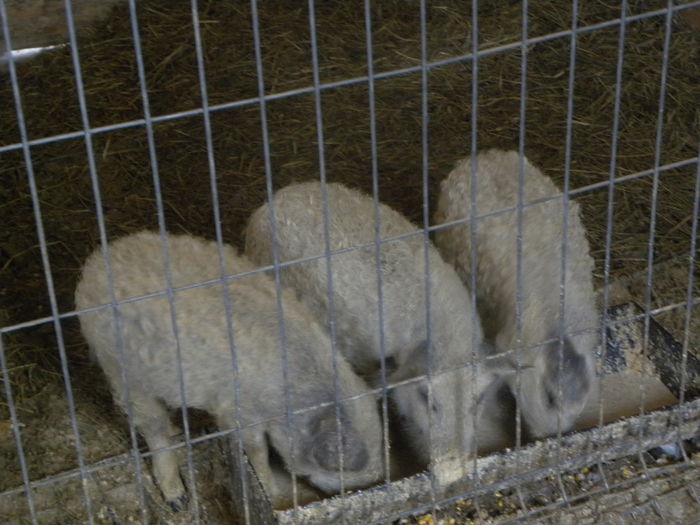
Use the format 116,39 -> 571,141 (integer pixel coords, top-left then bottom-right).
75,231 -> 383,510
244,181 -> 511,485
434,149 -> 599,439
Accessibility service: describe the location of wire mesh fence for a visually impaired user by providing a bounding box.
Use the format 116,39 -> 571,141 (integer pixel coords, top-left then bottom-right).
0,1 -> 699,524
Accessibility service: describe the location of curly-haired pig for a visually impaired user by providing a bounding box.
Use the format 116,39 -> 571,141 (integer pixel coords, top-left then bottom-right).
244,181 -> 513,484
74,231 -> 383,510
434,149 -> 599,439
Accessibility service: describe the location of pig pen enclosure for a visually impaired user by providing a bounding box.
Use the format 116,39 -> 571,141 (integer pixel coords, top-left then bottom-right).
1,0 -> 700,523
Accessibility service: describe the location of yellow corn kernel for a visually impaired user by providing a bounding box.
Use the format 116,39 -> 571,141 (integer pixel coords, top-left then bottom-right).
418,515 -> 434,525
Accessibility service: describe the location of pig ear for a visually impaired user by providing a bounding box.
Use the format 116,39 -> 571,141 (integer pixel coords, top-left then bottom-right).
543,337 -> 591,405
312,432 -> 369,473
310,412 -> 369,472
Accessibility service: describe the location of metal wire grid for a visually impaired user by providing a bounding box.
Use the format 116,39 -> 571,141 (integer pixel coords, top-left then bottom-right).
0,0 -> 698,523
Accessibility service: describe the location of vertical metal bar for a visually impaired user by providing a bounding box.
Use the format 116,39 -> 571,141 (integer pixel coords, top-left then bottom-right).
362,0 -> 392,487
1,1 -> 95,521
62,0 -> 151,519
514,0 -> 529,475
418,0 -> 438,517
188,1 -> 251,522
467,0 -> 510,516
249,0 -> 300,510
639,0 -> 675,478
307,0 -> 350,515
551,0 -> 583,509
468,0 -> 481,413
675,147 -> 700,422
125,1 -> 201,518
597,0 -> 629,495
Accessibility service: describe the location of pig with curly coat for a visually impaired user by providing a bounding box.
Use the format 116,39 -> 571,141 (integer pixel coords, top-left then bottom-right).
245,181 -> 511,484
75,231 -> 383,510
434,150 -> 599,440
